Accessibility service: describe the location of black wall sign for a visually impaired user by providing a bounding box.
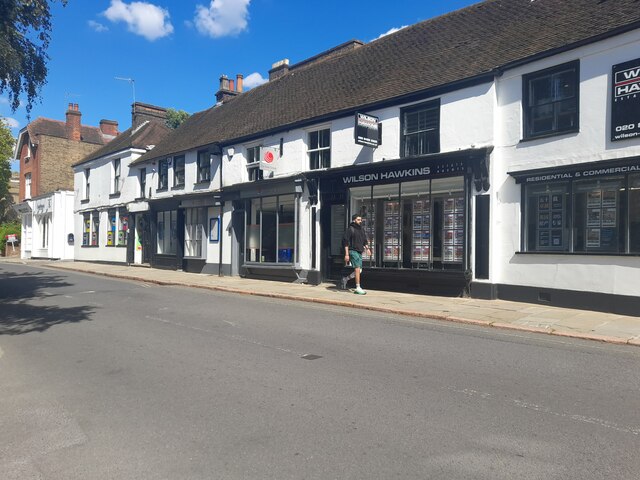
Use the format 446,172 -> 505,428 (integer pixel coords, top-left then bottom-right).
355,112 -> 381,147
611,57 -> 640,142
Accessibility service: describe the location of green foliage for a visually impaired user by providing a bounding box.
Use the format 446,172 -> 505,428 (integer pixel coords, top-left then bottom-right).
165,108 -> 190,129
0,118 -> 16,223
0,0 -> 68,117
0,221 -> 20,255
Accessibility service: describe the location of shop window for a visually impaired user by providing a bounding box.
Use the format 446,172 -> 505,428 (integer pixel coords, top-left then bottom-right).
112,159 -> 121,193
525,184 -> 570,252
523,61 -> 579,139
40,214 -> 50,248
184,207 -> 206,257
118,209 -> 129,246
158,159 -> 168,190
246,146 -> 263,181
629,175 -> 640,253
173,155 -> 185,187
92,212 -> 100,246
82,211 -> 100,247
197,150 -> 211,183
573,179 -> 624,253
401,100 -> 440,157
245,195 -> 297,264
308,128 -> 330,170
139,168 -> 146,198
83,213 -> 91,246
107,209 -> 116,246
156,210 -> 177,255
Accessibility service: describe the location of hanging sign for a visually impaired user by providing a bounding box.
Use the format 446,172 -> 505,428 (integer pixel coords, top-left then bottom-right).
611,57 -> 640,142
355,112 -> 381,148
260,146 -> 279,172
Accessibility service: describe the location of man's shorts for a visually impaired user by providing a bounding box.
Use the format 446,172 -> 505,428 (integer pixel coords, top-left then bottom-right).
349,250 -> 363,269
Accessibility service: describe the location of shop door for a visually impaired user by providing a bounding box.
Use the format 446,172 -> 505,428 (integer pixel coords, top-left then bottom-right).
231,209 -> 245,275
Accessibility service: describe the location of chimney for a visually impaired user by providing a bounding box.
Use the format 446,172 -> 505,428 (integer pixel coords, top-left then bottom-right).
100,119 -> 119,137
269,59 -> 289,81
215,74 -> 241,104
65,103 -> 82,141
236,74 -> 243,93
131,102 -> 167,129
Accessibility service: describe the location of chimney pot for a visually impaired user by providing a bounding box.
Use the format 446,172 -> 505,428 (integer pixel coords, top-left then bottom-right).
236,74 -> 244,93
65,103 -> 82,141
229,79 -> 235,91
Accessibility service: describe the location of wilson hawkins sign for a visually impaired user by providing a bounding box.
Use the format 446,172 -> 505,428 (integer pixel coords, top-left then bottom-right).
612,57 -> 640,142
355,112 -> 381,148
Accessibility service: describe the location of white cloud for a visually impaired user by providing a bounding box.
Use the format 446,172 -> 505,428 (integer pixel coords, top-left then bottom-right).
103,0 -> 173,41
194,0 -> 251,38
243,72 -> 267,89
1,117 -> 20,129
375,25 -> 408,40
88,20 -> 109,32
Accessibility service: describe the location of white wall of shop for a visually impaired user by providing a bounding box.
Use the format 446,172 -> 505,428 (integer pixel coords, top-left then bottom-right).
490,29 -> 640,296
25,191 -> 74,260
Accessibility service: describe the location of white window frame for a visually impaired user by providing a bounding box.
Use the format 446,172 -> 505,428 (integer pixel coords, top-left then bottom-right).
25,172 -> 31,199
112,158 -> 121,193
307,127 -> 331,170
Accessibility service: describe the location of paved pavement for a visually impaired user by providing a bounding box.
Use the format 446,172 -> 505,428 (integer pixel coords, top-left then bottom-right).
3,258 -> 640,347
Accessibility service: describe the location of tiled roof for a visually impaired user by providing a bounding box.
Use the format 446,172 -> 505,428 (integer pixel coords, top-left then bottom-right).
73,120 -> 171,167
27,118 -> 107,145
133,0 -> 640,166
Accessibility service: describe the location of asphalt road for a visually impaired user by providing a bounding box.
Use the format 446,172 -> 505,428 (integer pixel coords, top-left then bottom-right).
1,262 -> 639,479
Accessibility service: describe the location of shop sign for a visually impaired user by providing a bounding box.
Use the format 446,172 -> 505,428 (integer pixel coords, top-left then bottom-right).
611,57 -> 640,142
354,113 -> 381,148
521,163 -> 640,184
34,198 -> 52,214
260,146 -> 279,172
341,158 -> 467,185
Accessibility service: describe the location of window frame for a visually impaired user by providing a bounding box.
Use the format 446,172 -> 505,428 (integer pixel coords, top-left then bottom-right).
308,128 -> 331,170
197,150 -> 211,183
400,99 -> 441,158
139,168 -> 146,198
173,155 -> 185,188
24,172 -> 31,199
84,169 -> 90,200
112,158 -> 121,194
158,158 -> 169,190
522,60 -> 580,141
246,145 -> 263,181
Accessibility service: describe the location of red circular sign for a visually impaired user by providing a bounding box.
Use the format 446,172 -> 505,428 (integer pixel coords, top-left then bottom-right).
264,151 -> 274,163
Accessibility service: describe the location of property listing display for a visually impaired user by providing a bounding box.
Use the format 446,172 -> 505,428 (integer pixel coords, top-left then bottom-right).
358,200 -> 376,261
411,199 -> 431,262
536,193 -> 565,249
443,195 -> 465,263
383,201 -> 401,262
584,186 -> 618,250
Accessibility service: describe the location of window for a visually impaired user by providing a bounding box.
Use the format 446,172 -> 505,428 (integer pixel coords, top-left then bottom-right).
82,211 -> 100,246
401,100 -> 440,157
107,209 -> 116,246
139,168 -> 146,198
197,151 -> 211,183
158,159 -> 168,190
40,214 -> 50,248
25,173 -> 31,199
245,195 -> 297,264
112,159 -> 121,193
246,146 -> 263,181
118,209 -> 129,246
308,128 -> 330,170
84,169 -> 90,199
173,155 -> 185,187
184,207 -> 206,257
92,212 -> 100,246
523,61 -> 579,139
156,210 -> 177,255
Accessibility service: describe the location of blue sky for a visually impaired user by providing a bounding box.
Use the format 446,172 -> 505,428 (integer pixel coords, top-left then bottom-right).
2,0 -> 479,170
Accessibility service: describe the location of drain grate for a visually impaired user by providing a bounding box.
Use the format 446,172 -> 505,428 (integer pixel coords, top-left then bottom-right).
301,354 -> 323,360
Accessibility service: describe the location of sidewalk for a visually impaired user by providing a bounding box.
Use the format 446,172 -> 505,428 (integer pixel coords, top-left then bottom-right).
5,258 -> 640,347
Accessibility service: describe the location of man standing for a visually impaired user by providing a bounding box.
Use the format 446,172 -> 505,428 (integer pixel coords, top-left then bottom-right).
341,214 -> 371,295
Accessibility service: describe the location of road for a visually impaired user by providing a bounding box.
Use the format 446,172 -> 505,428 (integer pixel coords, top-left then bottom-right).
1,262 -> 639,479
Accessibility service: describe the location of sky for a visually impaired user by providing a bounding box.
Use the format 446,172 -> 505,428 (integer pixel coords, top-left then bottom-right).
2,0 -> 480,171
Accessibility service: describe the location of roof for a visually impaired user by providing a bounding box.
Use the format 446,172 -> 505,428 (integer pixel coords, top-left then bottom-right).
73,120 -> 171,167
25,118 -> 108,145
133,0 -> 640,166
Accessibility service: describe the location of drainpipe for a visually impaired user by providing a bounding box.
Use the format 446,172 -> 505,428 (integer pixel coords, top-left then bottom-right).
211,144 -> 224,276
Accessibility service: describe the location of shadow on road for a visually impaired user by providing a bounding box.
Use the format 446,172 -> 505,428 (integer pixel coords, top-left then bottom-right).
0,270 -> 95,335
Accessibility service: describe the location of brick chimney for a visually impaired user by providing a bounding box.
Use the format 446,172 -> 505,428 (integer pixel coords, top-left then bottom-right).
65,103 -> 81,141
131,102 -> 167,129
269,59 -> 289,81
100,119 -> 119,137
215,74 -> 242,104
236,74 -> 243,93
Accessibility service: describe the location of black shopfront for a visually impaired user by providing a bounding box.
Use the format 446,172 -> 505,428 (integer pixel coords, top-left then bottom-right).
315,148 -> 491,296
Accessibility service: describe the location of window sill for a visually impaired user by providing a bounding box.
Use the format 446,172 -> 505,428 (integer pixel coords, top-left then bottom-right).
109,192 -> 121,199
81,199 -> 90,204
81,245 -> 99,248
515,251 -> 640,257
134,197 -> 146,201
519,128 -> 579,143
156,188 -> 168,193
171,185 -> 185,191
194,180 -> 211,186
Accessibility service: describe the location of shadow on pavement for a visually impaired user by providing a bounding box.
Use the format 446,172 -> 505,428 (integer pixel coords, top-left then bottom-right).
0,270 -> 95,335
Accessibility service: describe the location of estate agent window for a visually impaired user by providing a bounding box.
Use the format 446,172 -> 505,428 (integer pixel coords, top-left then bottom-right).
401,99 -> 440,157
158,159 -> 169,190
523,173 -> 640,254
156,210 -> 177,255
345,177 -> 465,271
245,194 -> 296,264
184,207 -> 206,258
197,151 -> 211,183
308,128 -> 330,170
246,145 -> 263,181
173,155 -> 185,187
523,60 -> 579,139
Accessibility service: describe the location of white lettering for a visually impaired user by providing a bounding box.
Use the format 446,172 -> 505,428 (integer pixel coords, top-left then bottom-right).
616,83 -> 640,97
622,68 -> 640,80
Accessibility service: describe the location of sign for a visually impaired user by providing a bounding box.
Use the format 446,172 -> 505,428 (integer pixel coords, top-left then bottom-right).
340,158 -> 467,186
260,146 -> 279,172
355,112 -> 380,148
611,57 -> 640,142
518,163 -> 640,184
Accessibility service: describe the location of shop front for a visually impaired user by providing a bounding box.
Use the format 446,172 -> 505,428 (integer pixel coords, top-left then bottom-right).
317,148 -> 490,296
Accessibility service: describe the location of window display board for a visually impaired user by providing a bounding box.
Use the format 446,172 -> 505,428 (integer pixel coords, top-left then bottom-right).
536,193 -> 565,249
443,195 -> 465,263
411,199 -> 431,262
585,187 -> 617,249
361,203 -> 375,261
383,201 -> 400,261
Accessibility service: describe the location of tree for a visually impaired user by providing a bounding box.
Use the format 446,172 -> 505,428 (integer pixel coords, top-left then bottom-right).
0,0 -> 68,117
165,108 -> 190,129
0,118 -> 17,223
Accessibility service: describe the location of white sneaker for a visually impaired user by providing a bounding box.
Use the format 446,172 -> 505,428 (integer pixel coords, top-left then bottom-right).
354,287 -> 366,295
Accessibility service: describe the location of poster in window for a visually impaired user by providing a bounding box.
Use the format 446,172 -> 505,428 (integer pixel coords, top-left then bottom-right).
539,230 -> 550,247
454,246 -> 464,262
413,247 -> 422,260
422,245 -> 430,259
538,195 -> 550,210
444,198 -> 455,213
413,231 -> 422,242
209,217 -> 220,242
444,230 -> 454,245
444,214 -> 454,229
551,194 -> 563,210
422,214 -> 430,226
414,200 -> 423,212
602,208 -> 617,227
455,229 -> 464,245
444,246 -> 454,262
551,212 -> 563,228
602,190 -> 617,207
455,213 -> 464,228
538,212 -> 550,228
587,190 -> 602,207
551,230 -> 563,247
413,215 -> 422,229
587,228 -> 601,247
455,197 -> 464,211
587,208 -> 602,226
